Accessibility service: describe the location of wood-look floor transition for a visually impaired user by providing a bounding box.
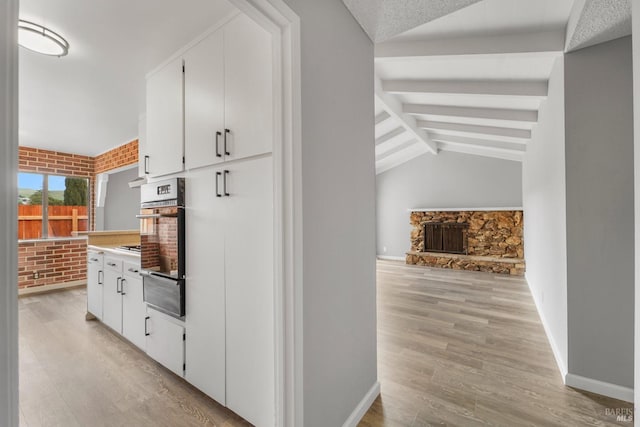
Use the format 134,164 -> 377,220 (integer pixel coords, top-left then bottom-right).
18,261 -> 632,426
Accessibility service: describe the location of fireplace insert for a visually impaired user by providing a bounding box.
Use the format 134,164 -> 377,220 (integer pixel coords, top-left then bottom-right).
423,222 -> 468,255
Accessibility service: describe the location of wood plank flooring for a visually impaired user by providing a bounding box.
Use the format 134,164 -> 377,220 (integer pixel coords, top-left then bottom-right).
360,260 -> 633,426
19,261 -> 633,426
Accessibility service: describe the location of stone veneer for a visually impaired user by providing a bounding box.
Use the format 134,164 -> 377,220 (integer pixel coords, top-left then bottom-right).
407,210 -> 525,276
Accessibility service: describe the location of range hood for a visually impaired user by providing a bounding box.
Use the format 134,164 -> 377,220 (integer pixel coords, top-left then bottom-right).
128,176 -> 147,188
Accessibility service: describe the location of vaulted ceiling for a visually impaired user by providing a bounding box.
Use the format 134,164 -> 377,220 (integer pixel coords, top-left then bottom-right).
344,0 -> 633,173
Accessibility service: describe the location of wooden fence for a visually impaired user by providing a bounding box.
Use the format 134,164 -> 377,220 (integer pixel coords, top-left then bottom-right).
18,205 -> 88,240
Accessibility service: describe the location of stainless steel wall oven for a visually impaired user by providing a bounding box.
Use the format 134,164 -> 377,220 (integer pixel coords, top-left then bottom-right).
137,178 -> 185,318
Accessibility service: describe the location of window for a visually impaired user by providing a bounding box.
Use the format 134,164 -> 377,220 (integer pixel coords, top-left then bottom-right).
18,173 -> 90,240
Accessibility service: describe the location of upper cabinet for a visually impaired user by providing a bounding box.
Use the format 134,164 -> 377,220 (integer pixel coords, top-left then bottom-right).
146,56 -> 185,178
146,14 -> 273,176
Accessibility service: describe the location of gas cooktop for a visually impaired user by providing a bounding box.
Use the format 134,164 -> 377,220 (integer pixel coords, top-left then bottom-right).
116,245 -> 141,253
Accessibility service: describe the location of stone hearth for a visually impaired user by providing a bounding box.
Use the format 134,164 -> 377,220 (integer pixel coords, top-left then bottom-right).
407,209 -> 525,276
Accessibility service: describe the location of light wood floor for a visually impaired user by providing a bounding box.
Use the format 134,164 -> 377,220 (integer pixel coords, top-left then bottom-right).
361,260 -> 633,426
18,261 -> 633,426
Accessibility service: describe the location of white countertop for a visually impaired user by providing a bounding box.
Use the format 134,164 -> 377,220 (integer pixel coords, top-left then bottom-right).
408,207 -> 523,212
87,244 -> 141,259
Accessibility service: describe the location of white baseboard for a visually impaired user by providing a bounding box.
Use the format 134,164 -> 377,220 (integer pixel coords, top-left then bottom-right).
376,255 -> 405,261
565,373 -> 634,403
342,381 -> 380,427
18,280 -> 86,296
524,273 -> 568,380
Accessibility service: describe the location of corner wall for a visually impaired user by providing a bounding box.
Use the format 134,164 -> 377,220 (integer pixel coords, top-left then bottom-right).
522,56 -> 568,377
564,36 -> 634,394
282,0 -> 378,425
376,151 -> 522,258
633,0 -> 640,412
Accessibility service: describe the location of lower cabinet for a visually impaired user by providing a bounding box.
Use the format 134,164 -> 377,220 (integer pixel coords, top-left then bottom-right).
87,251 -> 104,319
145,306 -> 185,377
99,255 -> 147,351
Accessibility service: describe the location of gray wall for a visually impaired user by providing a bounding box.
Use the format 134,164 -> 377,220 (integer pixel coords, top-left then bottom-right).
100,167 -> 140,231
565,36 -> 634,388
282,0 -> 378,425
522,56 -> 568,376
0,0 -> 19,424
376,151 -> 522,258
633,0 -> 640,410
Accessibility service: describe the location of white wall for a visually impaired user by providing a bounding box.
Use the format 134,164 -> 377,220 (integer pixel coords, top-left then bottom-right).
564,36 -> 634,392
522,56 -> 569,377
376,151 -> 523,258
633,0 -> 640,412
281,0 -> 378,425
0,0 -> 19,425
100,167 -> 140,231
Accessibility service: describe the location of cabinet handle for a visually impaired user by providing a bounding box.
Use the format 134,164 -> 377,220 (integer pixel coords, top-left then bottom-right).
116,277 -> 122,294
98,270 -> 103,285
90,257 -> 99,262
215,131 -> 222,158
223,170 -> 230,196
107,262 -> 117,267
144,155 -> 150,175
145,316 -> 150,336
215,172 -> 222,197
224,129 -> 231,156
121,278 -> 126,296
127,267 -> 139,274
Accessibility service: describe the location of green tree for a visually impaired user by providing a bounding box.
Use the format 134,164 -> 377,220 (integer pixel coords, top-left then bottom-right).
63,178 -> 88,206
29,190 -> 64,206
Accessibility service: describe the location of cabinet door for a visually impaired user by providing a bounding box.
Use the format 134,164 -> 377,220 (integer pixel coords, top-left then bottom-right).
122,262 -> 146,350
146,307 -> 185,377
146,56 -> 184,177
184,31 -> 225,170
224,14 -> 273,161
138,114 -> 148,177
87,252 -> 104,319
102,258 -> 123,333
224,156 -> 274,426
184,169 -> 226,403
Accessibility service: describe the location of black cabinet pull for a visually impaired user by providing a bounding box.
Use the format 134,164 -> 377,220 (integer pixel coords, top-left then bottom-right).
98,270 -> 103,285
145,316 -> 150,336
223,170 -> 230,196
121,278 -> 126,296
116,277 -> 122,294
224,129 -> 231,156
215,131 -> 222,158
144,155 -> 150,175
215,172 -> 222,197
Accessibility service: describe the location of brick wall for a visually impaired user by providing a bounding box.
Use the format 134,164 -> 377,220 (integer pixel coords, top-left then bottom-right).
18,141 -> 139,290
95,139 -> 138,174
18,239 -> 87,289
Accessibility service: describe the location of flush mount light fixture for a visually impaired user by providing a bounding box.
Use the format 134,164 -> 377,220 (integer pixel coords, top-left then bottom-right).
18,20 -> 69,57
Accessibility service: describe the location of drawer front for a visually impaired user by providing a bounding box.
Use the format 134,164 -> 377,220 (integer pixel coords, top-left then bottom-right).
123,261 -> 142,279
104,257 -> 123,273
87,252 -> 104,266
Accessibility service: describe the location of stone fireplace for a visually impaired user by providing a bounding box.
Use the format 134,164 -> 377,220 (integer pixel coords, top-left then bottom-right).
406,209 -> 525,275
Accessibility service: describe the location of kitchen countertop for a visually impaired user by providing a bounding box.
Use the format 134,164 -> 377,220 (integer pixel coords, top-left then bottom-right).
88,244 -> 141,259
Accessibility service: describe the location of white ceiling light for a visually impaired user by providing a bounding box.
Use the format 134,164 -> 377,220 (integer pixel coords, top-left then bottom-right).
18,20 -> 69,57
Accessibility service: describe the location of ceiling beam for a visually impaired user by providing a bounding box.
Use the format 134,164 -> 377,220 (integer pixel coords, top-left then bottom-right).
418,120 -> 531,139
374,76 -> 438,154
375,111 -> 391,125
436,141 -> 524,162
376,139 -> 418,161
383,79 -> 548,98
404,104 -> 538,123
375,30 -> 564,60
375,127 -> 406,146
376,144 -> 431,175
428,133 -> 527,152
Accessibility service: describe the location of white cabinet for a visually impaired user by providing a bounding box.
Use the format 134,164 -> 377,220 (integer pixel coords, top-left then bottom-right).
87,251 -> 104,319
185,168 -> 226,403
148,14 -> 272,173
146,307 -> 185,377
121,261 -> 146,350
146,56 -> 184,178
102,257 -> 123,333
138,114 -> 148,177
224,156 -> 274,426
223,14 -> 273,162
184,31 -> 225,170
